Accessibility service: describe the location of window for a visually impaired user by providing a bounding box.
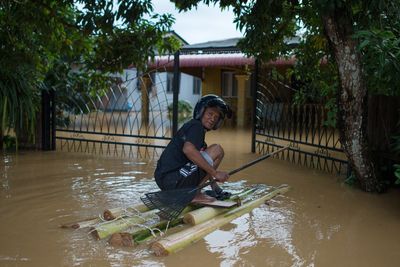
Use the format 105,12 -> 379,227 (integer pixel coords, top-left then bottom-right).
166,72 -> 174,93
193,77 -> 201,95
221,71 -> 237,97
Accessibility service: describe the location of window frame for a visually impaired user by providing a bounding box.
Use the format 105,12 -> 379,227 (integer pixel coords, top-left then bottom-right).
221,70 -> 238,98
193,77 -> 201,95
166,72 -> 174,93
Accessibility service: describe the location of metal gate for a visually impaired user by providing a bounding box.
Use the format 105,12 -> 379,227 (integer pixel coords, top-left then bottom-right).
55,53 -> 181,159
252,62 -> 348,175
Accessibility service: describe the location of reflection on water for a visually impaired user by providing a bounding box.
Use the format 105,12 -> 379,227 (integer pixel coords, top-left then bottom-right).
204,199 -> 304,267
1,130 -> 400,267
1,154 -> 12,198
250,203 -> 303,266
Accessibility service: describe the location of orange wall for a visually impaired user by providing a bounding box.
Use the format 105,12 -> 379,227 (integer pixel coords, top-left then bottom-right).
202,67 -> 221,96
201,66 -> 255,128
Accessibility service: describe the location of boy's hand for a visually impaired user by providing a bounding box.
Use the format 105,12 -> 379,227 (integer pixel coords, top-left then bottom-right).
214,171 -> 229,183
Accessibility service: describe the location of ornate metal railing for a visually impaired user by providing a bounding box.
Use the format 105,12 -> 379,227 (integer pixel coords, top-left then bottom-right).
55,58 -> 178,159
252,66 -> 348,175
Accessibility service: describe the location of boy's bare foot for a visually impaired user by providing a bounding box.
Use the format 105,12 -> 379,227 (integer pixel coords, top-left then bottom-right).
192,192 -> 216,203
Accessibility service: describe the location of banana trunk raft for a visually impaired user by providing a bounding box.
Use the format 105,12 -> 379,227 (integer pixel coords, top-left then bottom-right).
61,184 -> 290,256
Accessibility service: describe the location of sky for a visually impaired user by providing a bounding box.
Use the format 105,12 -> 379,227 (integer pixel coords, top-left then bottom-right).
152,0 -> 243,45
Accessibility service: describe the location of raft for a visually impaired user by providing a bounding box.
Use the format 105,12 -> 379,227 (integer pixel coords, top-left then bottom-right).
61,184 -> 290,255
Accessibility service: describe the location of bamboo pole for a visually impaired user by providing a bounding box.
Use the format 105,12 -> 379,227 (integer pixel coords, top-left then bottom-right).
108,205 -> 196,246
60,203 -> 150,229
151,185 -> 290,256
103,204 -> 149,221
108,217 -> 186,247
184,187 -> 259,225
97,205 -> 198,241
61,216 -> 101,229
132,218 -> 183,243
92,209 -> 159,240
61,187 -> 255,229
107,188 -> 257,247
108,189 -> 256,246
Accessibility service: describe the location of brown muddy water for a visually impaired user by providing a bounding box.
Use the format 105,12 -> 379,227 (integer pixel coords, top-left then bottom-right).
1,129 -> 400,267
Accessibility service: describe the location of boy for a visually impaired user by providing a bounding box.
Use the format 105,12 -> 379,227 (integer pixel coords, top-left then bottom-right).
154,94 -> 232,202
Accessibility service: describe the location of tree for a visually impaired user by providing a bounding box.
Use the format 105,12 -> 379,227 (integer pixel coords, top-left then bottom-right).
0,0 -> 180,149
172,0 -> 400,192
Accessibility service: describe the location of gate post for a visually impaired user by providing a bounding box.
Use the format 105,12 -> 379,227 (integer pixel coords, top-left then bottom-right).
41,89 -> 56,150
251,59 -> 259,153
172,51 -> 180,136
50,89 -> 56,150
41,90 -> 50,150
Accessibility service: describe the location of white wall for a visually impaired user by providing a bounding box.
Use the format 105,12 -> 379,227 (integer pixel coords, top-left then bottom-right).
115,69 -> 201,112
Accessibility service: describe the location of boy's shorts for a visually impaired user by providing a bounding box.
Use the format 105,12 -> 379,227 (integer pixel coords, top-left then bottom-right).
157,151 -> 213,190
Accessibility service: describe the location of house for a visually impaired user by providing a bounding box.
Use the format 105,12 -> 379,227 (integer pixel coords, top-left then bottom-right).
108,31 -> 203,114
149,37 -> 297,128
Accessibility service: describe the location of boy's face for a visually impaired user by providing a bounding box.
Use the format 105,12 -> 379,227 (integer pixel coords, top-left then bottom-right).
201,106 -> 221,130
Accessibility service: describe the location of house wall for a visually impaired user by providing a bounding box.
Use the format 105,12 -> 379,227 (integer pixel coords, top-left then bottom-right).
116,69 -> 201,112
152,72 -> 201,110
202,67 -> 222,96
175,72 -> 202,108
201,66 -> 255,128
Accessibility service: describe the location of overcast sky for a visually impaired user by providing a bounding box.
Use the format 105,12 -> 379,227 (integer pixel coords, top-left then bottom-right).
152,0 -> 243,44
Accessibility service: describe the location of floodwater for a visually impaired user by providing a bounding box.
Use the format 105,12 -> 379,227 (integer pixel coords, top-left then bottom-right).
1,129 -> 400,267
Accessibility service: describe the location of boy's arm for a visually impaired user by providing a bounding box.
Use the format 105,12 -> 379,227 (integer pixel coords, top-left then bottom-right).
183,141 -> 229,182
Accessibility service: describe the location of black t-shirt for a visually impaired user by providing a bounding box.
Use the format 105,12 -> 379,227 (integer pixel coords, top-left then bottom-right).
154,119 -> 206,179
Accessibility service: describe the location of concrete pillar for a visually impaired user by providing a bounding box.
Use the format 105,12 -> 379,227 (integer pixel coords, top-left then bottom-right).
235,74 -> 249,128
140,76 -> 151,128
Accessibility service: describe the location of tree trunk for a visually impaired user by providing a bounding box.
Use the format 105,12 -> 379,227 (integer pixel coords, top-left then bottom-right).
321,8 -> 381,192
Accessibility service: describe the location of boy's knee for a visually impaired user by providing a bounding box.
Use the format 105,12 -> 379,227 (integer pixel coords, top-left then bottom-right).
207,144 -> 224,159
216,144 -> 224,158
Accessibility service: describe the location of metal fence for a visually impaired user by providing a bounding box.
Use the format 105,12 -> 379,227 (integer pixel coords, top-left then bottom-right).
51,53 -> 348,174
252,62 -> 348,175
55,54 -> 181,159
